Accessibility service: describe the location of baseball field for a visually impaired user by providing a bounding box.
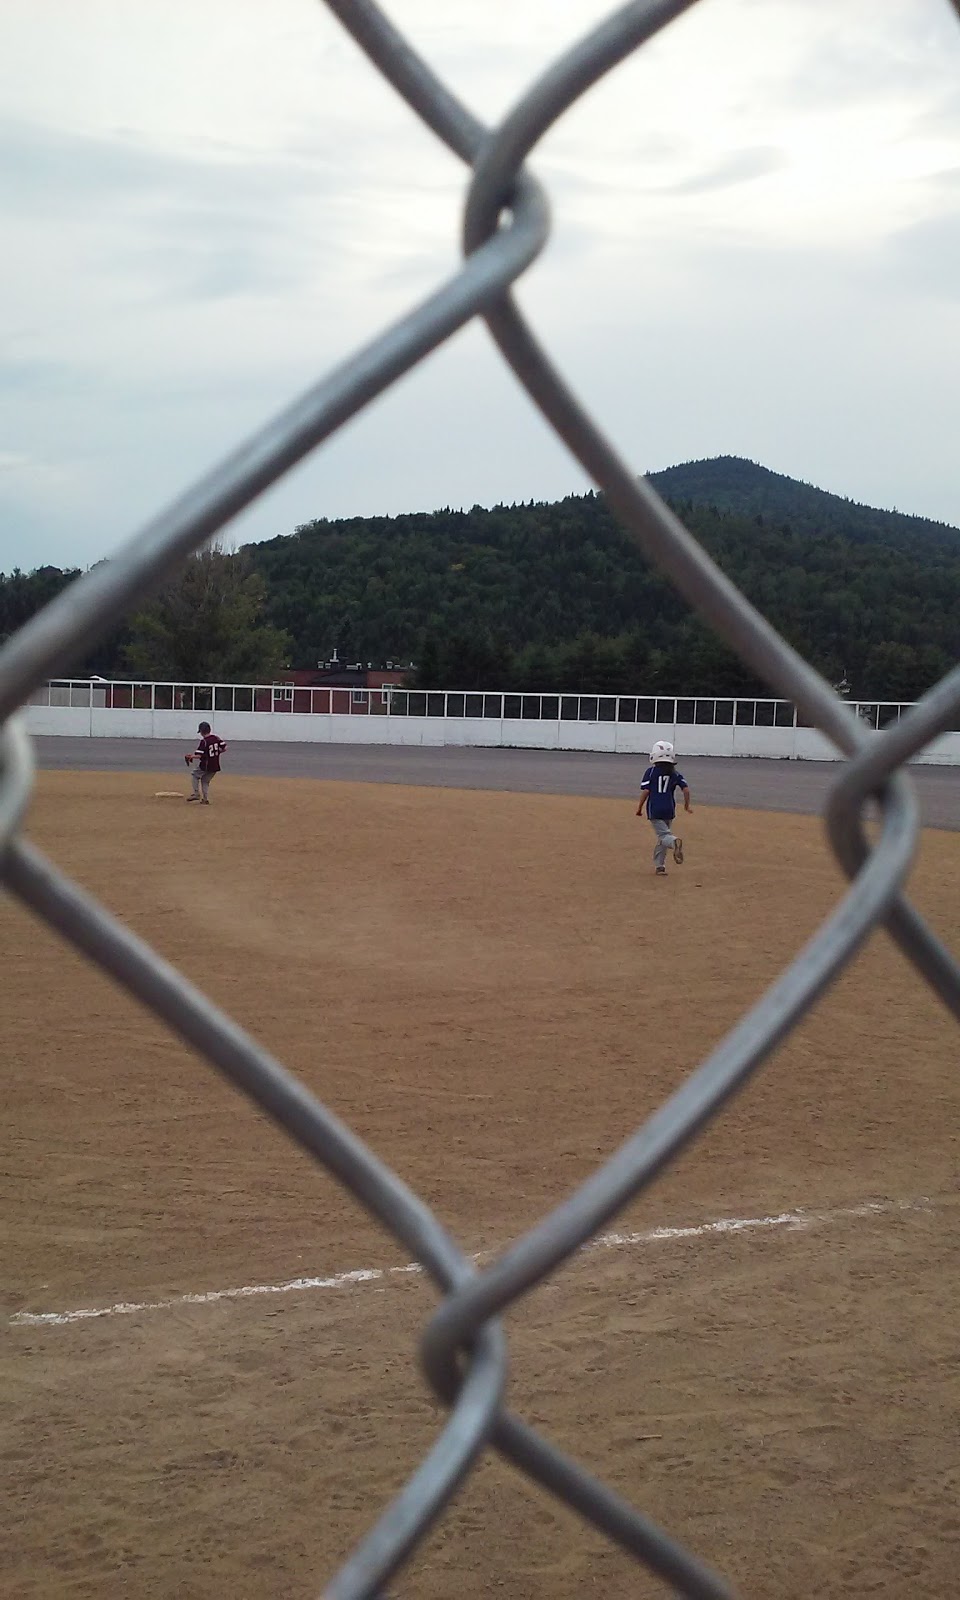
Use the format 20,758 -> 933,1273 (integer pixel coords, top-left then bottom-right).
3,755 -> 959,1597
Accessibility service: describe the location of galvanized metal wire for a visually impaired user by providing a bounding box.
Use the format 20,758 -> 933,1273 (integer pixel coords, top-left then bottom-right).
3,2 -> 960,1593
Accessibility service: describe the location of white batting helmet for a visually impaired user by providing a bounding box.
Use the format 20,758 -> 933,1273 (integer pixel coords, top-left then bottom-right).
649,740 -> 676,764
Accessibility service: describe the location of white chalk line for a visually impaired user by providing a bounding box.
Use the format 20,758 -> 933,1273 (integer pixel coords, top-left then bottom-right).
9,1196 -> 931,1331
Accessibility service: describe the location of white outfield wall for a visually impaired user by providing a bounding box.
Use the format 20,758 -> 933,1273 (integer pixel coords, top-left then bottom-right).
21,700 -> 960,764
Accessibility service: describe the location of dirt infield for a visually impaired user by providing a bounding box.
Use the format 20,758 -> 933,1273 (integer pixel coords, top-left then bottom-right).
3,770 -> 959,1597
31,734 -> 960,830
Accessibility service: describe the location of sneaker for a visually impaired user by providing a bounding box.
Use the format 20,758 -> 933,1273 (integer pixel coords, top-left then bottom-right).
186,795 -> 200,802
200,799 -> 210,805
673,837 -> 684,865
655,866 -> 667,876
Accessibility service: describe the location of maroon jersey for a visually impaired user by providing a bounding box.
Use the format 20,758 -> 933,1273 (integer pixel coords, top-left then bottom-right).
195,734 -> 226,773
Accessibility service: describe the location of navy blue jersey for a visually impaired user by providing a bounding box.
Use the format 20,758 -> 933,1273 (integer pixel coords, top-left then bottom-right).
641,763 -> 687,820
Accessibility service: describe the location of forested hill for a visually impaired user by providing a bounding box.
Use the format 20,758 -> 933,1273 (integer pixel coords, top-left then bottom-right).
3,458 -> 959,699
649,456 -> 960,550
243,459 -> 960,700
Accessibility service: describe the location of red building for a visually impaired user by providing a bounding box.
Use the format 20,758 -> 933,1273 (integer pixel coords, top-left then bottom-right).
97,657 -> 413,715
272,658 -> 412,714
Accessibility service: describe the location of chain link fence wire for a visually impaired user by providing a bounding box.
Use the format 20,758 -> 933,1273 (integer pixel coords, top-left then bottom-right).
4,1 -> 960,1593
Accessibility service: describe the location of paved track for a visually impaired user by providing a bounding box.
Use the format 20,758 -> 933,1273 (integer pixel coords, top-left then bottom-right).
32,736 -> 958,830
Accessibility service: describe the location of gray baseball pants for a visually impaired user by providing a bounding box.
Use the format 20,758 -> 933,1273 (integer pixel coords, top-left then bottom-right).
649,817 -> 676,869
191,768 -> 216,801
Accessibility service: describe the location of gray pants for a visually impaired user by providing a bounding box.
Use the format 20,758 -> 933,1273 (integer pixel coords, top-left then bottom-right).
649,816 -> 676,868
191,767 -> 215,801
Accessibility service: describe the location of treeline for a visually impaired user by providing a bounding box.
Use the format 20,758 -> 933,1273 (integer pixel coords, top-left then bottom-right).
414,624 -> 768,697
0,550 -> 289,685
0,565 -> 127,679
650,456 -> 960,550
246,473 -> 960,700
3,459 -> 959,701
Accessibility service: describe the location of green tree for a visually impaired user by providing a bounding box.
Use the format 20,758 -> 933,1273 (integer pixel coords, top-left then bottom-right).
123,546 -> 291,682
415,633 -> 443,689
442,629 -> 507,689
515,641 -> 558,691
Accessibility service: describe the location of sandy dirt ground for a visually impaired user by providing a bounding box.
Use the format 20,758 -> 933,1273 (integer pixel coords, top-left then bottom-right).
32,736 -> 960,830
2,770 -> 959,1598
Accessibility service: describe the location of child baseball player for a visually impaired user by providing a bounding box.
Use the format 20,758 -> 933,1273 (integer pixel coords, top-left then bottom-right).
636,739 -> 692,875
184,720 -> 227,805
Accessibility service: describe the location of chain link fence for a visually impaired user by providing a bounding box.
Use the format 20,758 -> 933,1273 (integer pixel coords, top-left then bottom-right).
3,3 -> 960,1594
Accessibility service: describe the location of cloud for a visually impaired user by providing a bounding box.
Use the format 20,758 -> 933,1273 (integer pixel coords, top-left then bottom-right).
0,452 -> 84,573
656,146 -> 787,197
733,0 -> 960,116
913,84 -> 960,138
881,207 -> 960,300
0,448 -> 72,488
0,114 -> 355,304
1,0 -> 960,581
0,358 -> 79,395
0,117 -> 194,214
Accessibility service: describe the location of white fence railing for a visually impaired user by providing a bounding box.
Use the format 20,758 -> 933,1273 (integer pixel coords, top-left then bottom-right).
26,678 -> 926,728
21,679 -> 960,762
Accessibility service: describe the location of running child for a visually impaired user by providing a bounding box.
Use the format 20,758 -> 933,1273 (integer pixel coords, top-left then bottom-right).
636,740 -> 692,875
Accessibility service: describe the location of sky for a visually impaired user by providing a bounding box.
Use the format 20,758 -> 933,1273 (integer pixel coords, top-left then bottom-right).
2,0 -> 960,573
